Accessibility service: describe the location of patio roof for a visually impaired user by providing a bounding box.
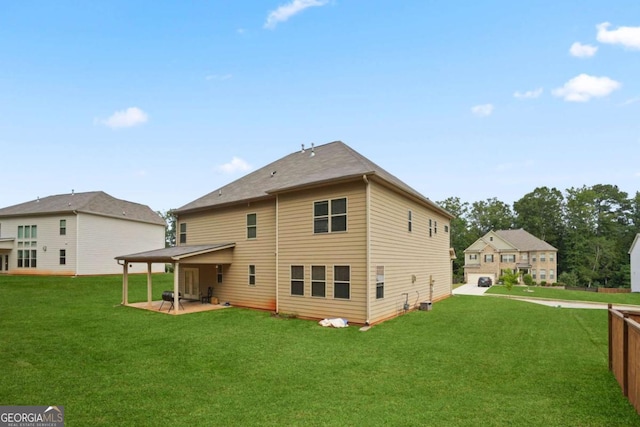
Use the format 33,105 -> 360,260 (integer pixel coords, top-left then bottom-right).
115,243 -> 235,263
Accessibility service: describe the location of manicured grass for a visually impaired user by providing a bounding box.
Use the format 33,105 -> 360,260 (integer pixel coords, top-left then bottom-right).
487,285 -> 640,306
1,275 -> 639,426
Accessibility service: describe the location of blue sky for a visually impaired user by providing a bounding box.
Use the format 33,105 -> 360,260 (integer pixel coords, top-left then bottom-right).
1,1 -> 639,213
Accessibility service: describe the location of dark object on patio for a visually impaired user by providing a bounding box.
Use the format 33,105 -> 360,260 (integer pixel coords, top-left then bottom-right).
201,286 -> 213,304
159,291 -> 184,312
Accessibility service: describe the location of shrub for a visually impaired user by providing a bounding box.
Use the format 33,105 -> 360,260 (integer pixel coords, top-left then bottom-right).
540,281 -> 548,286
558,271 -> 579,287
523,274 -> 534,287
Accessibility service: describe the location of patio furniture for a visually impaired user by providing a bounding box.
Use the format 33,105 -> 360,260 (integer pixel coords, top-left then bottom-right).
159,291 -> 184,312
201,286 -> 213,304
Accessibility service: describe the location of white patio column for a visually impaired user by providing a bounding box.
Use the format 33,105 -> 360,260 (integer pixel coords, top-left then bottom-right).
122,262 -> 129,305
147,262 -> 153,307
173,262 -> 180,312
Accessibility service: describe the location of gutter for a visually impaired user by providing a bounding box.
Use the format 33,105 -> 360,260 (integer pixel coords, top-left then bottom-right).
363,174 -> 371,325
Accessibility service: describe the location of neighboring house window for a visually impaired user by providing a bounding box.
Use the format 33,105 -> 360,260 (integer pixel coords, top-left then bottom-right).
179,223 -> 187,244
291,265 -> 304,296
248,265 -> 256,286
445,225 -> 449,233
217,265 -> 223,284
540,270 -> 546,280
500,254 -> 515,263
532,254 -> 537,262
532,269 -> 537,279
60,219 -> 66,236
434,221 -> 437,234
312,265 -> 326,297
408,210 -> 413,232
540,253 -> 546,262
334,265 -> 350,299
376,266 -> 384,299
550,269 -> 555,280
247,214 -> 257,239
429,219 -> 432,237
490,236 -> 493,241
484,254 -> 494,263
469,254 -> 478,261
521,253 -> 528,261
60,249 -> 66,265
550,253 -> 555,262
314,198 -> 347,233
17,225 -> 37,268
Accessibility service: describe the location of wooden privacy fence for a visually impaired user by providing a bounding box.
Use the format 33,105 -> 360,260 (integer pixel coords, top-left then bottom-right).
608,304 -> 640,414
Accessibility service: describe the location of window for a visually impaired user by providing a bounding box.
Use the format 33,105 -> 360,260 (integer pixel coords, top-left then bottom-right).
248,265 -> 256,286
484,254 -> 494,263
217,265 -> 223,284
521,253 -> 528,261
429,219 -> 432,237
312,265 -> 326,297
60,219 -> 66,236
540,253 -> 546,262
17,225 -> 37,268
469,254 -> 478,261
408,210 -> 413,232
532,254 -> 537,262
334,266 -> 350,299
532,270 -> 537,279
247,214 -> 257,239
550,269 -> 555,280
540,269 -> 547,280
444,225 -> 449,233
179,223 -> 187,244
500,254 -> 515,263
550,253 -> 555,262
434,221 -> 437,234
60,249 -> 66,265
314,198 -> 347,233
291,265 -> 304,296
376,266 -> 384,299
490,236 -> 493,241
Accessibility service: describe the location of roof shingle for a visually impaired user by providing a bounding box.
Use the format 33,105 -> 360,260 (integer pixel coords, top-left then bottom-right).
494,229 -> 557,251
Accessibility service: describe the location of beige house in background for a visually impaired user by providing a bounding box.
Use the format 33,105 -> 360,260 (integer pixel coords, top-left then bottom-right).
118,141 -> 454,325
463,229 -> 558,285
0,191 -> 165,276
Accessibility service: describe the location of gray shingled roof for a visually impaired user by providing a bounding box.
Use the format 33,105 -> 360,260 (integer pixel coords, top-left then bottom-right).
115,243 -> 234,262
495,229 -> 557,251
0,191 -> 165,225
175,141 -> 451,217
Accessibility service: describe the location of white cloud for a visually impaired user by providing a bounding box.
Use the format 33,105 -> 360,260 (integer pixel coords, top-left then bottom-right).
569,42 -> 598,58
264,0 -> 329,30
552,74 -> 621,102
597,22 -> 640,50
206,74 -> 233,81
216,157 -> 252,173
471,104 -> 494,117
514,88 -> 543,99
98,107 -> 148,129
620,96 -> 640,106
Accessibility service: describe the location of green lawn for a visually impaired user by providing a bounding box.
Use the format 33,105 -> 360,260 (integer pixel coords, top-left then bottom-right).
487,285 -> 640,306
1,275 -> 639,426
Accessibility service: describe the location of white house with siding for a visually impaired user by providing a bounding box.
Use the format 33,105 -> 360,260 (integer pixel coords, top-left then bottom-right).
629,234 -> 640,293
117,141 -> 455,324
0,191 -> 165,276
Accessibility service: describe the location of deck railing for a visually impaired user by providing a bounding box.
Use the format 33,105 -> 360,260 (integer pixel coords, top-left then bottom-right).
608,304 -> 640,414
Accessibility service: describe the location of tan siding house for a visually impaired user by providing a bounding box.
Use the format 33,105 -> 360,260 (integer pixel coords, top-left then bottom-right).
0,191 -> 165,276
463,229 -> 558,285
118,141 -> 454,324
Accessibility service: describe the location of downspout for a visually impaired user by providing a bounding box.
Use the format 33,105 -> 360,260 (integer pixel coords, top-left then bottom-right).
363,174 -> 371,325
275,195 -> 279,314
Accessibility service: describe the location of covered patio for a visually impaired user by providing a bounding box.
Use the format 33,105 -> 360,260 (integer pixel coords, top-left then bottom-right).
115,243 -> 235,314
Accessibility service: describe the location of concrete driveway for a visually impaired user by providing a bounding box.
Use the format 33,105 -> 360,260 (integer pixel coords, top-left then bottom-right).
452,283 -> 493,296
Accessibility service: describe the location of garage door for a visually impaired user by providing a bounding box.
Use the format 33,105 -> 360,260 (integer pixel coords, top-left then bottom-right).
467,273 -> 496,285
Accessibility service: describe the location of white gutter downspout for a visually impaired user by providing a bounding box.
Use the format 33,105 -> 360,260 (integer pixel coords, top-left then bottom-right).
275,195 -> 279,314
363,175 -> 371,325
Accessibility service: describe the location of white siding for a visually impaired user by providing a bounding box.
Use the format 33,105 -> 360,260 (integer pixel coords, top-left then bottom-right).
631,236 -> 640,293
76,213 -> 165,275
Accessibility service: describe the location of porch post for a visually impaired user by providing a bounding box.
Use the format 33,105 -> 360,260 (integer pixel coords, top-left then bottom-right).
122,262 -> 129,305
147,262 -> 153,307
173,262 -> 180,312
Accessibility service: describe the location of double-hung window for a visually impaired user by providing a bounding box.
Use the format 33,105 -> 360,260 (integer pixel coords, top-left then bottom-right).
376,266 -> 384,299
179,223 -> 187,244
248,265 -> 256,286
247,214 -> 257,239
312,266 -> 326,297
334,266 -> 350,299
60,219 -> 66,236
291,266 -> 304,296
314,198 -> 347,233
484,254 -> 494,263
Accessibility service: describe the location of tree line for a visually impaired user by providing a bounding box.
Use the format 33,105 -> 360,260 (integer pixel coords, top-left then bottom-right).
438,184 -> 640,288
